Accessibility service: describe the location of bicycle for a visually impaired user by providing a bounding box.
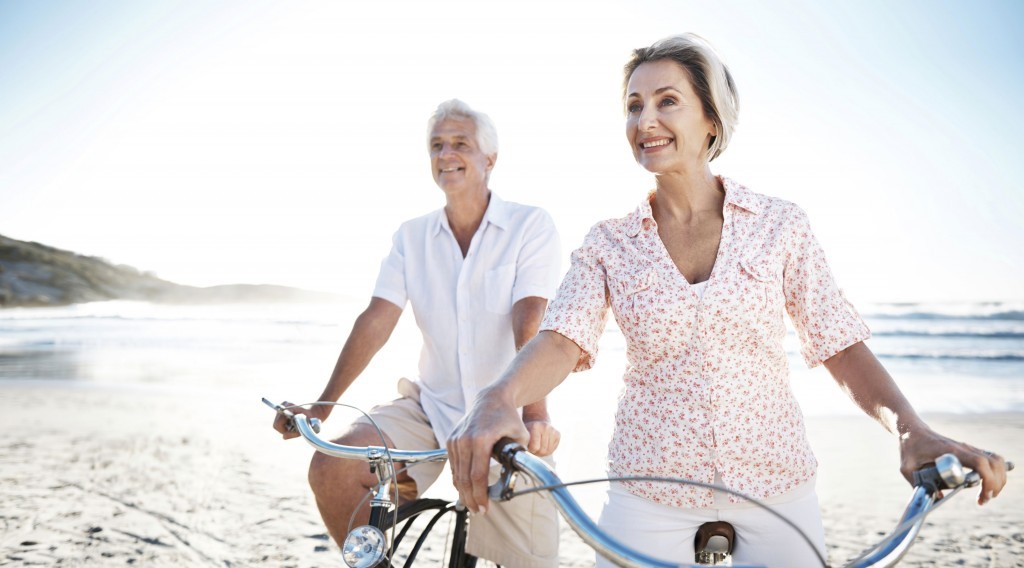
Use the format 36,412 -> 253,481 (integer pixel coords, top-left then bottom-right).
265,398 -> 1012,567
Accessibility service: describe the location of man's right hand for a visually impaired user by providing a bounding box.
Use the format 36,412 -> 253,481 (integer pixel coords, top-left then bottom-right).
272,401 -> 331,440
447,387 -> 528,515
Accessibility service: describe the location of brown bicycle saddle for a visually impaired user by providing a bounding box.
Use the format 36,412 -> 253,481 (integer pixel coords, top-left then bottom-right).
695,521 -> 735,555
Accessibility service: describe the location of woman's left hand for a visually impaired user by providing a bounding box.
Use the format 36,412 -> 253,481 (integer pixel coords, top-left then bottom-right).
899,426 -> 1009,505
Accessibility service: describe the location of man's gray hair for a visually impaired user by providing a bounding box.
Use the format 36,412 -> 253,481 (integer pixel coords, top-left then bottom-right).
426,99 -> 499,156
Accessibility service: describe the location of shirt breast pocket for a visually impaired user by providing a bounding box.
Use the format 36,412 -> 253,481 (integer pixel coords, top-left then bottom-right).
608,267 -> 657,325
738,256 -> 781,314
485,263 -> 516,315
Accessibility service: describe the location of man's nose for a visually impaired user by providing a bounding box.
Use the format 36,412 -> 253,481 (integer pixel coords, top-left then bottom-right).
438,142 -> 457,157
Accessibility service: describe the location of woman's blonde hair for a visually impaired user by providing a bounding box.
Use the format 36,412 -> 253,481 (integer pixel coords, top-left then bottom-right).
623,33 -> 739,161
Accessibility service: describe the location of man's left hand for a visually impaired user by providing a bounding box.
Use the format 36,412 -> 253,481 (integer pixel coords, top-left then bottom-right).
524,419 -> 560,456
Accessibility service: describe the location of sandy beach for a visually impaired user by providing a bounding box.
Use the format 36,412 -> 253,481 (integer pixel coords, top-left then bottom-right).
2,382 -> 1021,567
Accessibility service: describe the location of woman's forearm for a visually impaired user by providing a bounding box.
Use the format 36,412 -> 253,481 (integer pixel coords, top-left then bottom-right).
823,341 -> 929,437
485,330 -> 581,409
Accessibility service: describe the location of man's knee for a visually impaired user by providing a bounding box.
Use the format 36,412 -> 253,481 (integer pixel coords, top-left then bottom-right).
307,424 -> 387,496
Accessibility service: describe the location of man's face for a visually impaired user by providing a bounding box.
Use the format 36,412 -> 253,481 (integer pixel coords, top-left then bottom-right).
428,117 -> 495,196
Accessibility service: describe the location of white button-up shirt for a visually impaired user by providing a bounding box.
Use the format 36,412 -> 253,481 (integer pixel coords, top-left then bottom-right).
540,177 -> 870,507
373,193 -> 562,445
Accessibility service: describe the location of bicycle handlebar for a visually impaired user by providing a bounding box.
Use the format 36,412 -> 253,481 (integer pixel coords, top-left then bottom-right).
270,400 -> 1011,568
292,413 -> 449,465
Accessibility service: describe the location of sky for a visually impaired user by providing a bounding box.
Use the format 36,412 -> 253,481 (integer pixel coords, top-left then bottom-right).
1,0 -> 1022,304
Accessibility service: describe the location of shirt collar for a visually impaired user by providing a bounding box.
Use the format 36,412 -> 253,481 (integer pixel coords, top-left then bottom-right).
623,177 -> 761,238
432,191 -> 508,237
624,191 -> 656,238
721,176 -> 762,215
483,191 -> 510,230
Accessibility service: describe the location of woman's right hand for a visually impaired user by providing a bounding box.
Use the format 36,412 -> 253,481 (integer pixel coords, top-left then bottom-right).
272,401 -> 331,440
447,387 -> 529,515
898,424 -> 1009,505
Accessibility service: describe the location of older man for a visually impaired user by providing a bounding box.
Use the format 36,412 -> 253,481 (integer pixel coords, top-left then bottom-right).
274,99 -> 562,567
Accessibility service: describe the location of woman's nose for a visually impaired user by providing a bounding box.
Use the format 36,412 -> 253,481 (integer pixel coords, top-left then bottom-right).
638,107 -> 658,130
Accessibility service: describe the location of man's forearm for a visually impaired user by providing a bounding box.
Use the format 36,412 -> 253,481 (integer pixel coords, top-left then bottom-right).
522,398 -> 550,422
512,296 -> 548,351
317,297 -> 402,403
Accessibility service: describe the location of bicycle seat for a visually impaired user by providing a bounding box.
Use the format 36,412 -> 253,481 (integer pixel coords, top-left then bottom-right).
695,521 -> 734,565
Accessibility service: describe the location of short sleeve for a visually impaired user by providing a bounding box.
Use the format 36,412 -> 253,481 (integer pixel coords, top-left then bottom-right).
511,209 -> 562,303
371,227 -> 409,309
539,226 -> 611,372
783,207 -> 871,368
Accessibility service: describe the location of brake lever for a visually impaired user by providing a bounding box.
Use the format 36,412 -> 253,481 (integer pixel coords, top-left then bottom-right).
488,466 -> 518,501
960,459 -> 1014,489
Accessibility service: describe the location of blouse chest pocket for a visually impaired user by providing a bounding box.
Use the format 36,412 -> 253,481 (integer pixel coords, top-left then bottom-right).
738,256 -> 781,313
607,267 -> 658,323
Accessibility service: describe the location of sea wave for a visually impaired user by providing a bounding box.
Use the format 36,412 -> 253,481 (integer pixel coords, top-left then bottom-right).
0,300 -> 351,326
873,352 -> 1024,362
870,330 -> 1024,339
861,301 -> 1024,321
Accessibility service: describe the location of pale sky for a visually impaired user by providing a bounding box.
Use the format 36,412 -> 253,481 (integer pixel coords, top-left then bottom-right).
1,0 -> 1022,304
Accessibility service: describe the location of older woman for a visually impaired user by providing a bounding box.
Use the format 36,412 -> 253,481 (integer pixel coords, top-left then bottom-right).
447,33 -> 1008,566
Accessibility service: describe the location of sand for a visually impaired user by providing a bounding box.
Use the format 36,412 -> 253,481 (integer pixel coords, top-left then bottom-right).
1,382 -> 1021,567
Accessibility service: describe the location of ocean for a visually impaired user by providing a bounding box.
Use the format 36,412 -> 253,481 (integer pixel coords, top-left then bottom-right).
1,299 -> 1021,417
3,298 -> 1021,518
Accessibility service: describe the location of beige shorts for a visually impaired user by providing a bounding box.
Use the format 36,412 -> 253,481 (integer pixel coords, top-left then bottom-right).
355,382 -> 559,568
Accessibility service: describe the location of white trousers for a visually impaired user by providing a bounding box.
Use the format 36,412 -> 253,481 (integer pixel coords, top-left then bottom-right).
595,481 -> 828,568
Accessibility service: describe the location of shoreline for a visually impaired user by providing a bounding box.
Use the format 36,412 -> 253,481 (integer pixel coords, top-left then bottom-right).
2,382 -> 1022,567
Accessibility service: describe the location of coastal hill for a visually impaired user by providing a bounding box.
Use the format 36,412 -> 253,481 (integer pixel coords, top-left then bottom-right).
0,234 -> 339,308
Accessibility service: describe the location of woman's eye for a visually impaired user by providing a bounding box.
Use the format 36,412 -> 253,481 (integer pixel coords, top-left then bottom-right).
627,102 -> 642,114
659,98 -> 677,107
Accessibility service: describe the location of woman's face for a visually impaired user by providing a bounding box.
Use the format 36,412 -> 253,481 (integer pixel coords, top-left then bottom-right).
625,60 -> 717,175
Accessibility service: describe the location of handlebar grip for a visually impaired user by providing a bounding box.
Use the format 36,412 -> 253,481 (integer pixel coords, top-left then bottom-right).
912,453 -> 966,493
913,454 -> 1015,493
492,437 -> 525,466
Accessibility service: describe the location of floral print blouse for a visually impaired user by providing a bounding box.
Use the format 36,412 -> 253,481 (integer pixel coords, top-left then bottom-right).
540,177 -> 870,508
